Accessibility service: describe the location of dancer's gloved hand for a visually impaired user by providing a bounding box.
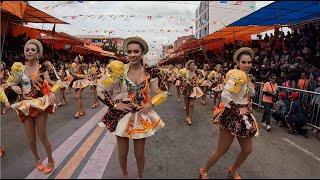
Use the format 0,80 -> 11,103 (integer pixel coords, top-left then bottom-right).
114,102 -> 132,112
48,92 -> 56,104
239,107 -> 249,115
11,85 -> 23,94
139,102 -> 153,115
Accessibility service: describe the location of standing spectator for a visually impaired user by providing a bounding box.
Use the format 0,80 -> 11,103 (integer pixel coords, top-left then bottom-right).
311,79 -> 320,127
297,72 -> 310,90
261,74 -> 278,131
307,74 -> 318,92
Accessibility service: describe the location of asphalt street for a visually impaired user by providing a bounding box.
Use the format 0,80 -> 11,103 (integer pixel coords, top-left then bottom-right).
1,88 -> 319,179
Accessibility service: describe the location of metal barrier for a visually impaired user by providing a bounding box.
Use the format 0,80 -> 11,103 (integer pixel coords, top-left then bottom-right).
253,82 -> 320,130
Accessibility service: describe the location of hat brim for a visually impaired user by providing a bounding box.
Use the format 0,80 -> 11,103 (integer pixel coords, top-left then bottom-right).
185,60 -> 195,68
233,47 -> 254,64
123,37 -> 149,55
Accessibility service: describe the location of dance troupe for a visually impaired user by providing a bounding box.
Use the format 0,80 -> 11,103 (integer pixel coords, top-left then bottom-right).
0,36 -> 259,179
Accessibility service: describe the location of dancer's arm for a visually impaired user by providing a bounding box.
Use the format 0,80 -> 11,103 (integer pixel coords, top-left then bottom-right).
97,61 -> 125,109
149,69 -> 168,107
0,88 -> 10,108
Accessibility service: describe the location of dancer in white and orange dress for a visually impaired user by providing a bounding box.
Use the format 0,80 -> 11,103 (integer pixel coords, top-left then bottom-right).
97,37 -> 167,179
182,60 -> 203,125
0,86 -> 10,157
6,39 -> 59,174
0,62 -> 10,114
199,47 -> 259,179
173,64 -> 184,103
89,62 -> 103,108
71,55 -> 91,119
208,64 -> 225,107
166,65 -> 175,96
57,65 -> 72,106
198,64 -> 212,105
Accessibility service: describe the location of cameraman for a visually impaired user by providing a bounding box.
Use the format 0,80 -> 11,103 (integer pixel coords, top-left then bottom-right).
261,74 -> 278,131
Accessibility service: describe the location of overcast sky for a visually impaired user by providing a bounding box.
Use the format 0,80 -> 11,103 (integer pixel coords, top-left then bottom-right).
28,1 -> 273,56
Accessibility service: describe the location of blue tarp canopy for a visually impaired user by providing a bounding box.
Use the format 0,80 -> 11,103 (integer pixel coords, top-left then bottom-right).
230,1 -> 320,26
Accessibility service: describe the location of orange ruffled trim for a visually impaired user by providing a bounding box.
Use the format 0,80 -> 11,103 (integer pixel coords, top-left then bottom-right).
18,105 -> 54,123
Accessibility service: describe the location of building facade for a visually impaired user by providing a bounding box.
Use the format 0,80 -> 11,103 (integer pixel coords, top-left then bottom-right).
173,35 -> 194,51
195,1 -> 210,39
195,1 -> 257,39
75,35 -> 124,49
162,44 -> 174,59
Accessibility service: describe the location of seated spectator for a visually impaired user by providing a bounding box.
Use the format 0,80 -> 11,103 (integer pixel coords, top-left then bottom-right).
272,92 -> 290,127
285,92 -> 309,138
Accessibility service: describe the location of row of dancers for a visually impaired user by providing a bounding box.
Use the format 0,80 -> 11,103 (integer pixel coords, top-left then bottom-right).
157,61 -> 225,125
0,37 -> 258,179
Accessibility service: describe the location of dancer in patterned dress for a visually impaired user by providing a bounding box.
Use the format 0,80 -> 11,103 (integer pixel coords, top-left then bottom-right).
198,64 -> 212,105
166,65 -> 174,96
208,64 -> 225,107
182,60 -> 203,125
71,55 -> 91,119
57,65 -> 72,106
0,62 -> 10,114
43,61 -> 63,105
97,37 -> 167,179
199,47 -> 259,179
89,62 -> 103,108
173,64 -> 184,103
6,39 -> 60,174
0,85 -> 10,157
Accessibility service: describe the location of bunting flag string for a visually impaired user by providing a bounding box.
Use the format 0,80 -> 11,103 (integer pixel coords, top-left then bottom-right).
80,28 -> 191,34
60,14 -> 194,23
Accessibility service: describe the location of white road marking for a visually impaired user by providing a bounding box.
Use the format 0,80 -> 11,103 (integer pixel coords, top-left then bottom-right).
78,131 -> 116,179
282,137 -> 320,163
26,106 -> 109,179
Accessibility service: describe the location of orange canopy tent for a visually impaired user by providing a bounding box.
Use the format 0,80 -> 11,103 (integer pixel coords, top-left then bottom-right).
173,25 -> 275,55
1,1 -> 68,51
40,30 -> 84,50
0,1 -> 68,24
204,26 -> 274,41
9,22 -> 41,39
172,38 -> 200,55
202,25 -> 275,51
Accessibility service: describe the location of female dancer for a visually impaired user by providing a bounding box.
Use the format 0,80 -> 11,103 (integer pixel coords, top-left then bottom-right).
57,65 -> 72,106
182,60 -> 203,125
89,62 -> 102,108
0,86 -> 10,157
0,62 -> 10,114
7,39 -> 58,174
71,55 -> 91,118
173,64 -> 184,103
97,37 -> 167,179
208,64 -> 225,107
43,61 -> 62,103
166,65 -> 174,96
199,47 -> 259,179
199,64 -> 212,105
